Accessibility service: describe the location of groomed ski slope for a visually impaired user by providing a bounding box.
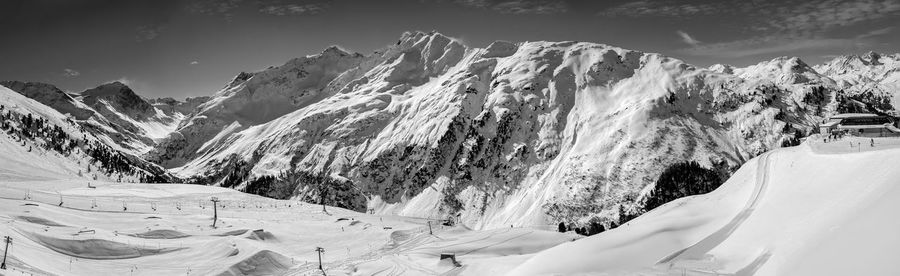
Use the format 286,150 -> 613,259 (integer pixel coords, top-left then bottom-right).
510,136 -> 900,276
0,180 -> 578,275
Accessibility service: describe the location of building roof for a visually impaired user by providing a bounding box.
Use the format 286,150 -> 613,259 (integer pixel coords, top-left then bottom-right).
837,124 -> 892,129
829,113 -> 883,119
819,121 -> 839,127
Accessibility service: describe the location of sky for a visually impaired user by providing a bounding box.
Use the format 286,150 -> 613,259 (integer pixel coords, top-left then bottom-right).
1,0 -> 898,99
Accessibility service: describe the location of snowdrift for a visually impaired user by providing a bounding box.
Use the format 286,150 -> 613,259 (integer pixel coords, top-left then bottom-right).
510,137 -> 900,275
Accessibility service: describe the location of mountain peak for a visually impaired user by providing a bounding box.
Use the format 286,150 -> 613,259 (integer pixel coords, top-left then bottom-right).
83,81 -> 138,98
865,50 -> 881,61
108,81 -> 128,87
81,81 -> 154,119
322,45 -> 351,56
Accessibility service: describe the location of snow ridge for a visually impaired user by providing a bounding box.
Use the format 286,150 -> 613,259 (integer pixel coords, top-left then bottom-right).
148,32 -> 899,230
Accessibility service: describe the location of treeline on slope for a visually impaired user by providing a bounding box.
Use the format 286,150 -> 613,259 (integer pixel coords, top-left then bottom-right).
186,157 -> 367,211
836,90 -> 894,115
0,104 -> 174,183
560,88 -> 897,235
559,161 -> 729,236
779,123 -> 807,148
241,171 -> 366,212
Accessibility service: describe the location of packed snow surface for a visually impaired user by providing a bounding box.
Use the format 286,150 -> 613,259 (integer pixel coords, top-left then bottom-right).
0,144 -> 577,276
3,135 -> 897,275
510,136 -> 900,275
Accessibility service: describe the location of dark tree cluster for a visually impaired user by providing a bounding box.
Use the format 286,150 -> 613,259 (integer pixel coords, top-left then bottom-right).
558,219 -> 610,236
781,125 -> 806,147
643,161 -> 724,212
837,90 -> 894,115
802,86 -> 828,115
241,170 -> 367,212
1,110 -> 78,154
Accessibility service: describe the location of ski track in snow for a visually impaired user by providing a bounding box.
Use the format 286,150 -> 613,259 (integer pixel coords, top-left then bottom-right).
658,152 -> 772,266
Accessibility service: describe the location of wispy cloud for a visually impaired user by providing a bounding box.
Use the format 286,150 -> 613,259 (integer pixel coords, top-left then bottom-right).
598,0 -> 722,17
187,0 -> 333,18
759,0 -> 900,37
682,37 -> 861,58
444,0 -> 568,15
855,27 -> 894,39
677,30 -> 701,46
186,0 -> 242,19
63,68 -> 80,78
135,25 -> 164,42
190,61 -> 200,65
492,0 -> 567,14
258,2 -> 328,15
603,0 -> 900,58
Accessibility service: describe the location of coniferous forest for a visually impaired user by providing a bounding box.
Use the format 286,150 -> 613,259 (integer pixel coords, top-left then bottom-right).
0,104 -> 173,183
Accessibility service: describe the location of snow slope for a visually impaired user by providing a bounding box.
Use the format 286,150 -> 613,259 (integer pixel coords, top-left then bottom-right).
814,52 -> 900,113
0,85 -> 173,183
2,81 -> 201,155
0,170 -> 575,275
510,136 -> 900,275
147,46 -> 366,168
156,32 -> 851,230
7,33 -> 897,234
0,86 -> 95,181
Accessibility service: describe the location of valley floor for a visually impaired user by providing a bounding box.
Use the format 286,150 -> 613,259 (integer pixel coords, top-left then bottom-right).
0,178 -> 577,276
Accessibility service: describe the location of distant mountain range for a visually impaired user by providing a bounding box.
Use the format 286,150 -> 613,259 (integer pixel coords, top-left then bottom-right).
3,31 -> 898,229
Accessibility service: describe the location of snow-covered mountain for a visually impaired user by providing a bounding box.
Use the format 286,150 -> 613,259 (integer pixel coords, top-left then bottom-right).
143,31 -> 898,230
0,85 -> 174,183
814,51 -> 900,114
1,80 -> 204,154
146,46 -> 366,168
3,32 -> 898,231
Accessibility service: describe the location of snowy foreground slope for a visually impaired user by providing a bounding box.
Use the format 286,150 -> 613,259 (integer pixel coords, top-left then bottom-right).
2,136 -> 898,275
510,136 -> 900,275
0,174 -> 577,275
149,31 -> 893,229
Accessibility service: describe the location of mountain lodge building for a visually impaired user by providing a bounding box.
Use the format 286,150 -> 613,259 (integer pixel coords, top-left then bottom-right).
819,113 -> 900,137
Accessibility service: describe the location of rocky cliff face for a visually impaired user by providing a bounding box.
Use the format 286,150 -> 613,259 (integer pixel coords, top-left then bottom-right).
149,32 -> 889,229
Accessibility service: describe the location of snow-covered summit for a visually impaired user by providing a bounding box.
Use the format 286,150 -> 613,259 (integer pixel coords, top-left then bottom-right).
5,32 -> 898,233
145,31 -> 869,230
814,51 -> 900,110
0,80 -> 95,120
2,81 -> 194,154
147,42 -> 368,168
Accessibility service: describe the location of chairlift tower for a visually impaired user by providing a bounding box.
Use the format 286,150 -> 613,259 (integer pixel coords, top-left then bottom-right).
315,247 -> 326,275
211,197 -> 220,227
